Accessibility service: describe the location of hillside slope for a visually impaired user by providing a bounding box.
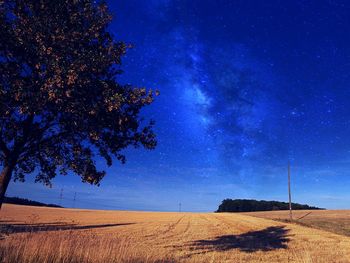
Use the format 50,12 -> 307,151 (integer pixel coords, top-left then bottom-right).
243,209 -> 350,237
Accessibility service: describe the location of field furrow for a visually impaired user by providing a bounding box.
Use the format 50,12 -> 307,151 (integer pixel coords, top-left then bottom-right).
1,204 -> 350,263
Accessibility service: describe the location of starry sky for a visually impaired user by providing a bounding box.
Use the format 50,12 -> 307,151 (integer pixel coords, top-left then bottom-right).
7,0 -> 350,211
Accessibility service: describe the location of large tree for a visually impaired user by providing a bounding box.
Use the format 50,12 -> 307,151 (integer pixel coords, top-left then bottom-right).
0,0 -> 157,208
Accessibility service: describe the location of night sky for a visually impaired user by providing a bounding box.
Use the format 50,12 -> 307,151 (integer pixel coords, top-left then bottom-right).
8,1 -> 350,211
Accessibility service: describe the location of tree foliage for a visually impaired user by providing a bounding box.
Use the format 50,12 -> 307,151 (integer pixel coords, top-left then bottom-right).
0,0 -> 157,198
216,199 -> 322,212
4,196 -> 62,208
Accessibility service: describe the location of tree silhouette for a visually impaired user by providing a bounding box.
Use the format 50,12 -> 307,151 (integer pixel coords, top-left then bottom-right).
0,0 -> 157,208
216,199 -> 322,212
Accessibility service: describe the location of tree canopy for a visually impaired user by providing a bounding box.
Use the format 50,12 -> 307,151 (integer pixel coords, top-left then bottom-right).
0,0 -> 157,207
216,199 -> 322,212
4,196 -> 62,208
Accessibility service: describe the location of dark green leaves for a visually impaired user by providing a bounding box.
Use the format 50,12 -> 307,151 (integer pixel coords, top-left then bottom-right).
0,0 -> 157,186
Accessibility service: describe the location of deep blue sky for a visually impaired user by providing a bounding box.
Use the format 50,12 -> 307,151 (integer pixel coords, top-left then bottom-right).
8,0 -> 350,211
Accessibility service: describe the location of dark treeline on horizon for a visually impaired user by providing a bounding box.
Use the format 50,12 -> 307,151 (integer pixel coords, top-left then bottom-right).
216,199 -> 323,212
4,196 -> 62,208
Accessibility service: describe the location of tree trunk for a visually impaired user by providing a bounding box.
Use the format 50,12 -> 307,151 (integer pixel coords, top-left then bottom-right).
0,165 -> 13,210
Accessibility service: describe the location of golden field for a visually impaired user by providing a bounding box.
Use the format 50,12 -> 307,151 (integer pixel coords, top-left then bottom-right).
1,204 -> 350,263
244,209 -> 350,237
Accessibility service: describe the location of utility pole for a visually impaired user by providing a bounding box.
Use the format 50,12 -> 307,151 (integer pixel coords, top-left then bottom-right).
73,192 -> 76,208
59,188 -> 63,207
179,202 -> 181,212
288,161 -> 292,221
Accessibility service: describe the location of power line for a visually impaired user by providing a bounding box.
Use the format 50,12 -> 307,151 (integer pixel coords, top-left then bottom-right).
73,192 -> 77,208
59,188 -> 63,206
288,161 -> 292,221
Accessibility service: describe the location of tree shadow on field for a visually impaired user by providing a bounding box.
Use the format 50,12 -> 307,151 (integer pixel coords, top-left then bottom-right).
0,222 -> 135,236
188,226 -> 290,253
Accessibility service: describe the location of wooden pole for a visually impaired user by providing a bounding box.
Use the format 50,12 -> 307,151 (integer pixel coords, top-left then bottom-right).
59,188 -> 63,206
73,192 -> 76,208
288,161 -> 292,221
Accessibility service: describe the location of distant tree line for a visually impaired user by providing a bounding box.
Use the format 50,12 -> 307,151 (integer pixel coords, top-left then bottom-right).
216,199 -> 323,212
4,196 -> 62,208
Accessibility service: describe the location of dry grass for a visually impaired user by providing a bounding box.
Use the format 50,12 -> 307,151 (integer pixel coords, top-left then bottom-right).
1,205 -> 350,262
244,209 -> 350,237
